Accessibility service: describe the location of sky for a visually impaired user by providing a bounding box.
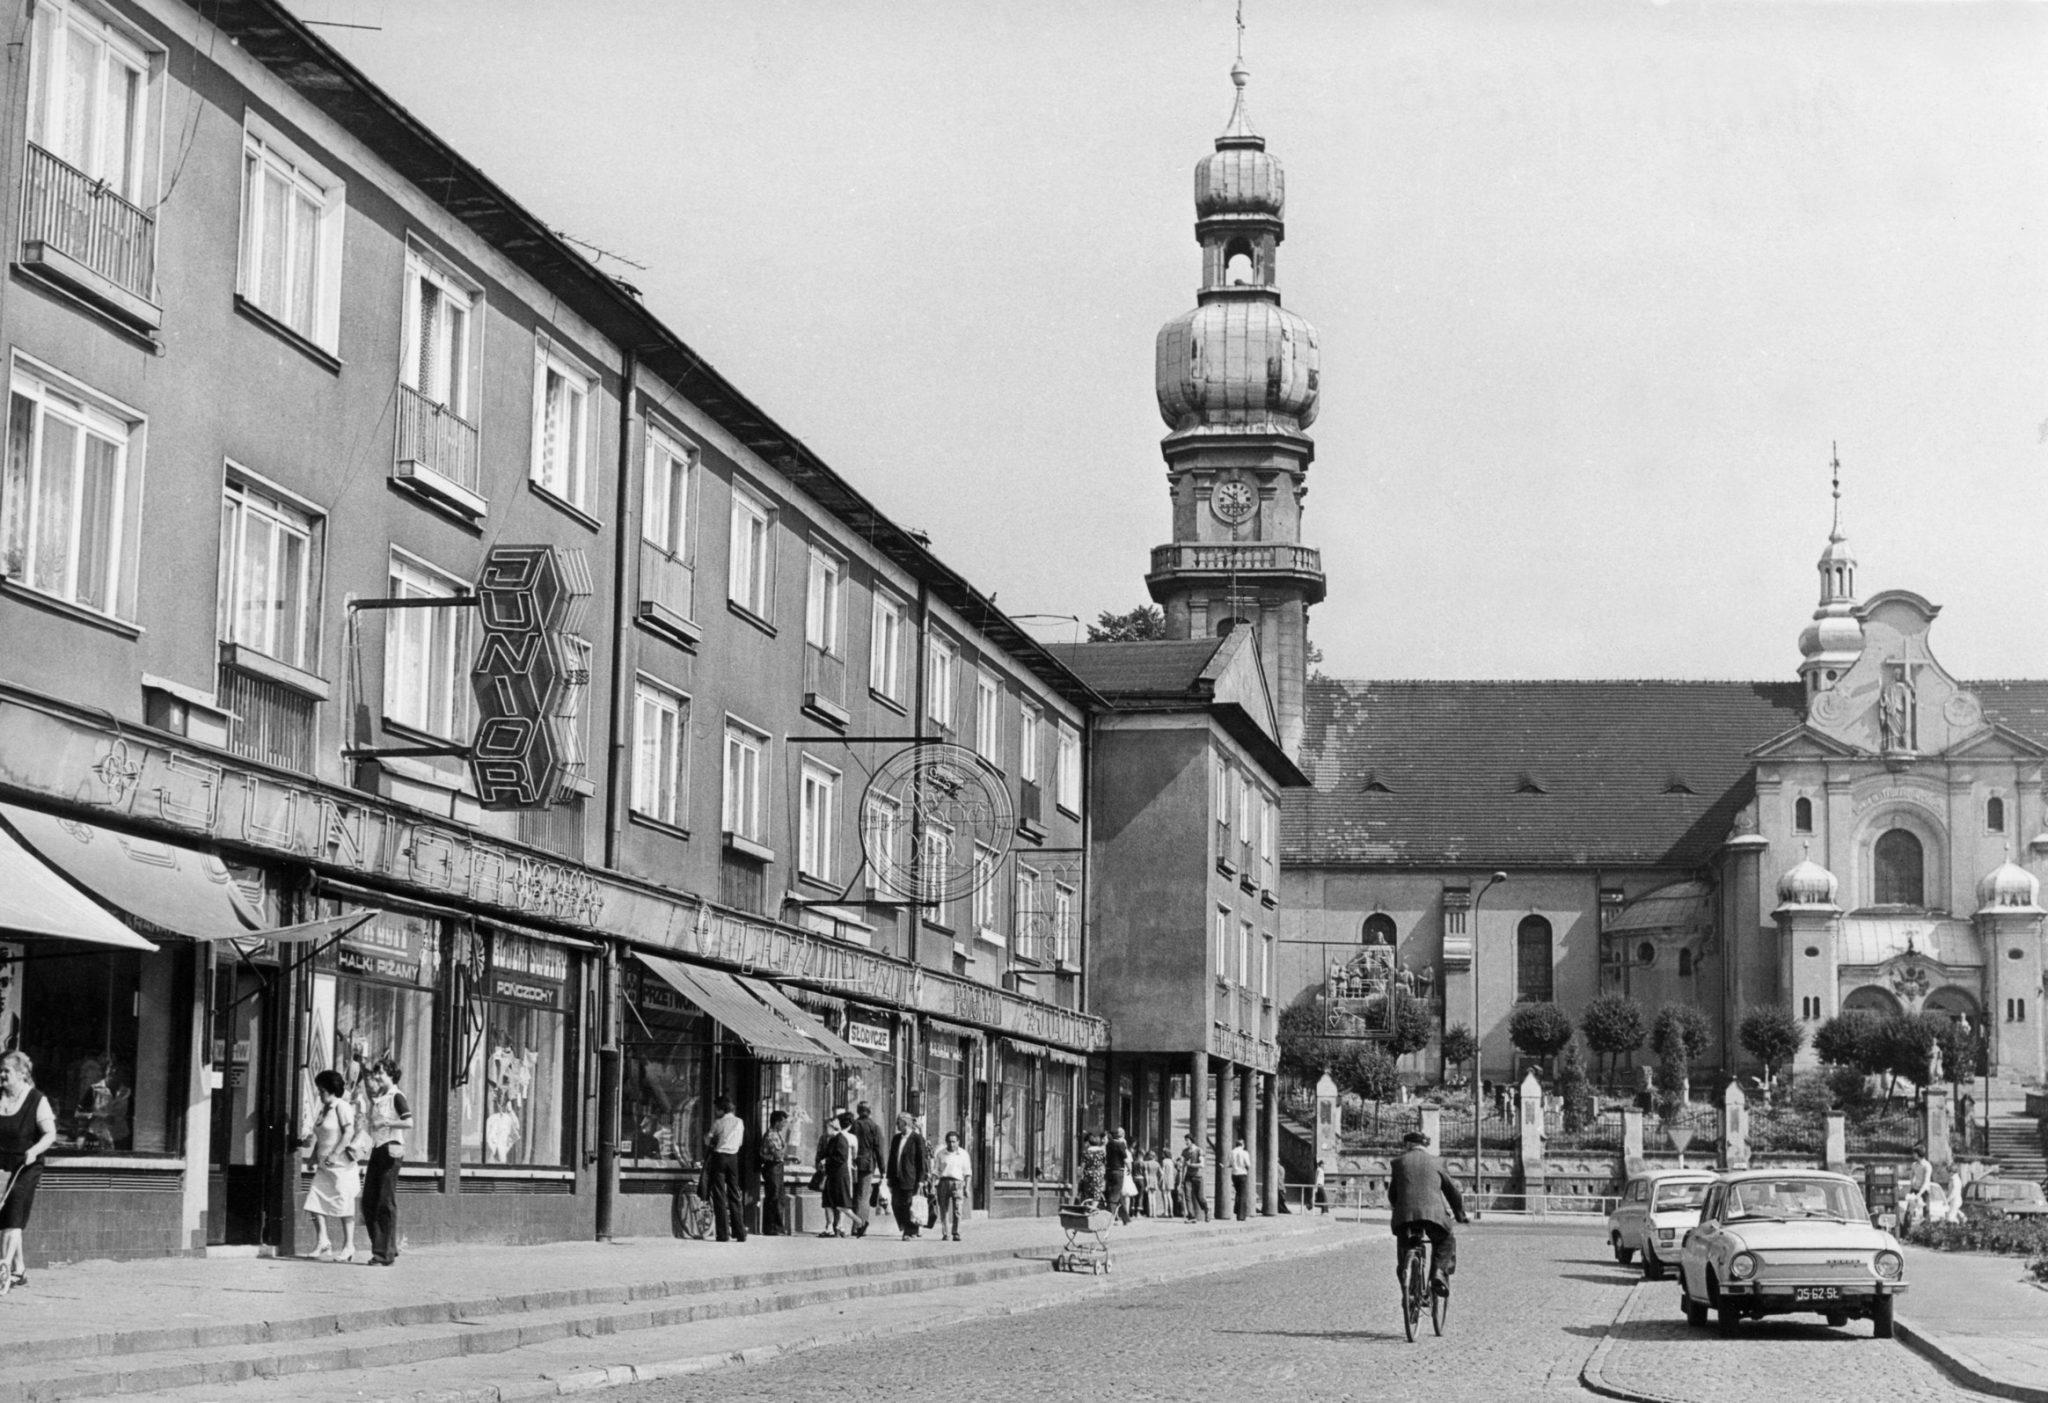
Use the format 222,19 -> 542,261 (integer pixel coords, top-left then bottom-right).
307,1 -> 2048,682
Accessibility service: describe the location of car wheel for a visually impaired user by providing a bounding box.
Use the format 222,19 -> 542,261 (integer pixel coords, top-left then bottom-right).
1642,1247 -> 1665,1282
1709,1274 -> 1740,1334
1872,1296 -> 1895,1340
1682,1285 -> 1708,1328
1825,1312 -> 1848,1329
1611,1234 -> 1634,1265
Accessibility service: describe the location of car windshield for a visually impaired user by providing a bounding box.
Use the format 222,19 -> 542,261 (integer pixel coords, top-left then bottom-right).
1725,1178 -> 1863,1221
1653,1182 -> 1710,1211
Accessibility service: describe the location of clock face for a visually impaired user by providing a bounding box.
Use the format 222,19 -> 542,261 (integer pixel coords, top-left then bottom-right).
1211,477 -> 1257,524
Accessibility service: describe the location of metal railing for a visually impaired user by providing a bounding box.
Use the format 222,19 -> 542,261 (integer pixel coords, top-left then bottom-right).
20,142 -> 155,299
395,382 -> 482,496
1147,542 -> 1324,576
218,662 -> 316,773
804,644 -> 846,710
637,539 -> 694,622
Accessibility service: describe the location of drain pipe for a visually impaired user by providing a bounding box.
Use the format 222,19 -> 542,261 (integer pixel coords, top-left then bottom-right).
595,347 -> 638,1240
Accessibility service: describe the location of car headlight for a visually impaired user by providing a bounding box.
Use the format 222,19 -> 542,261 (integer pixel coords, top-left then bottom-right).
1873,1250 -> 1903,1281
1728,1252 -> 1760,1281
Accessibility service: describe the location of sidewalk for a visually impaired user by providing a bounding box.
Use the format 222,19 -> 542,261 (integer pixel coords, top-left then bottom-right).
0,1210 -> 1353,1402
1895,1248 -> 2048,1402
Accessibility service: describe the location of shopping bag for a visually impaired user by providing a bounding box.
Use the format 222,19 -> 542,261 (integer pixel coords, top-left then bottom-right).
807,1164 -> 826,1192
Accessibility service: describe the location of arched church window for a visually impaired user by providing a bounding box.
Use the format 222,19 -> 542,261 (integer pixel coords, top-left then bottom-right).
1873,828 -> 1925,907
1223,238 -> 1256,285
1987,796 -> 2006,833
1361,913 -> 1396,948
1794,797 -> 1813,833
1515,915 -> 1553,1003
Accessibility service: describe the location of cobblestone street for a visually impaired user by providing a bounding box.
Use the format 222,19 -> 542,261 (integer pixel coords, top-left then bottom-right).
606,1224 -> 1996,1403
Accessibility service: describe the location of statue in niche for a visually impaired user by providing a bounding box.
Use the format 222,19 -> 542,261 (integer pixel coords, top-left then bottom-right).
1880,671 -> 1918,752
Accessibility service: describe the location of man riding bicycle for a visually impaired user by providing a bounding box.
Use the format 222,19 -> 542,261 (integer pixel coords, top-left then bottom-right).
1387,1130 -> 1468,1295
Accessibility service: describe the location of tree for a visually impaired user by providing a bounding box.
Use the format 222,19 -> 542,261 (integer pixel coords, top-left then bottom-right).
1580,994 -> 1647,1084
1277,996 -> 1339,1087
1555,1037 -> 1593,1131
1737,1006 -> 1806,1095
1440,1024 -> 1477,1083
1507,1002 -> 1574,1074
1086,605 -> 1165,642
1813,1011 -> 1880,1073
1649,1004 -> 1713,1115
1366,990 -> 1435,1063
1332,1041 -> 1398,1106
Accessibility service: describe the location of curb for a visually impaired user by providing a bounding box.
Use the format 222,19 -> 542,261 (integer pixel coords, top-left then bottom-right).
329,1228 -> 1361,1403
1579,1282 -> 1690,1403
1897,1320 -> 2048,1403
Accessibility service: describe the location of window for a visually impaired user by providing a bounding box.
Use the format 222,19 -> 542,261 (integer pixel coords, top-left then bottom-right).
1234,772 -> 1252,866
621,963 -> 710,1167
926,633 -> 958,731
722,720 -> 768,842
1214,757 -> 1232,846
237,117 -> 344,348
1215,906 -> 1231,977
863,793 -> 902,888
1239,919 -> 1254,987
3,365 -> 140,618
219,478 -> 320,670
642,426 -> 694,559
1259,795 -> 1277,889
27,1 -> 149,200
13,944 -> 180,1156
459,932 -> 571,1167
1056,722 -> 1081,814
798,758 -> 839,881
1260,933 -> 1273,999
1019,702 -> 1042,783
382,553 -> 473,740
631,679 -> 689,827
1053,883 -> 1076,964
1017,865 -> 1042,958
400,249 -> 474,415
1988,796 -> 2006,833
975,673 -> 1003,765
530,340 -> 594,509
312,909 -> 438,1160
2009,998 -> 2027,1024
922,824 -> 954,925
728,485 -> 774,619
870,591 -> 907,702
973,842 -> 1002,941
805,545 -> 843,654
1515,915 -> 1554,1003
1794,796 -> 1814,833
1874,828 -> 1925,906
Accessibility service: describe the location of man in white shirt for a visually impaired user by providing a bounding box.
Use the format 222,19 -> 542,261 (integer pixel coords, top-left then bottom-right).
705,1094 -> 747,1242
1230,1139 -> 1253,1221
931,1131 -> 972,1242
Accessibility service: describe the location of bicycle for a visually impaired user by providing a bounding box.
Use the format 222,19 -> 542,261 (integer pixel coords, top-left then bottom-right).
1397,1224 -> 1449,1341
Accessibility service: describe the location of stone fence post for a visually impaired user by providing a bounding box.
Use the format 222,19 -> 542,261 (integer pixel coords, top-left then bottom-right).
1420,1102 -> 1443,1153
1622,1108 -> 1645,1176
1721,1080 -> 1750,1170
1519,1070 -> 1547,1214
1823,1111 -> 1846,1173
1315,1072 -> 1340,1177
1923,1087 -> 1952,1173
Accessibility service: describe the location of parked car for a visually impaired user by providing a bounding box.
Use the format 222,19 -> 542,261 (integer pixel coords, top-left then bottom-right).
1960,1177 -> 2048,1222
1608,1168 -> 1715,1281
1677,1169 -> 1908,1338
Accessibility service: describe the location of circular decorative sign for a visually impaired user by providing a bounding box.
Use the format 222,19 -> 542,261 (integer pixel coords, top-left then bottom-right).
861,743 -> 1015,904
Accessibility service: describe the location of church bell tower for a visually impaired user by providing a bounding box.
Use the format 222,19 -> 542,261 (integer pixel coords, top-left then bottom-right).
1147,58 -> 1325,757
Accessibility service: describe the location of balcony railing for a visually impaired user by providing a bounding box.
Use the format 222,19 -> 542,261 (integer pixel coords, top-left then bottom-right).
1147,542 -> 1324,577
218,662 -> 316,774
637,540 -> 695,624
394,383 -> 483,509
804,644 -> 847,712
20,142 -> 155,303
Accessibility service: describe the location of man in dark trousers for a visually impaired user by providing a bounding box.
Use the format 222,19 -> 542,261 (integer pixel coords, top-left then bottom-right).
885,1112 -> 929,1239
704,1093 -> 747,1242
1386,1130 -> 1467,1294
850,1100 -> 885,1238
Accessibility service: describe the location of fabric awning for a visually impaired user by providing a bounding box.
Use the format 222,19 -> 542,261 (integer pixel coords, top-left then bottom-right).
635,954 -> 840,1067
740,975 -> 870,1066
0,804 -> 365,944
0,821 -> 157,950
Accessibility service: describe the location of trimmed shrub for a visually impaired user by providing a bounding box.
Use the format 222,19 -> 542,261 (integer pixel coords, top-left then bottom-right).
1508,1002 -> 1575,1071
1738,1006 -> 1805,1087
1581,994 -> 1647,1082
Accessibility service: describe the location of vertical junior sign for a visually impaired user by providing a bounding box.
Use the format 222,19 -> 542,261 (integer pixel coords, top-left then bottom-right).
469,545 -> 594,809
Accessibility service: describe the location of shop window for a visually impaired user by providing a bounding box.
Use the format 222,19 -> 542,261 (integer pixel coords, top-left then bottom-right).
309,909 -> 439,1158
995,1051 -> 1032,1179
1038,1062 -> 1073,1184
923,1034 -> 969,1144
2,941 -> 181,1155
459,932 -> 573,1167
1515,915 -> 1554,1003
763,1056 -> 836,1173
1873,828 -> 1924,906
621,963 -> 711,1166
842,1015 -> 897,1136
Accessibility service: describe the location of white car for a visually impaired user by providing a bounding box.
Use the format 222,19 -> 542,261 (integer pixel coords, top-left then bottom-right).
1676,1169 -> 1909,1338
1607,1169 -> 1714,1281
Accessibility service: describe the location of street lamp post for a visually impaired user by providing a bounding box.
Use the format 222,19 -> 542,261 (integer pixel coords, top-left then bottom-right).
1470,871 -> 1507,1201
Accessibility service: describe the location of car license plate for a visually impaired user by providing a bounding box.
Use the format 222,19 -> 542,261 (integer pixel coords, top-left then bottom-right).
1794,1287 -> 1842,1303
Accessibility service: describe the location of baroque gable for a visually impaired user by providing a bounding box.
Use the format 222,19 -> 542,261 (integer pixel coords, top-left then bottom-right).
1806,591 -> 1988,757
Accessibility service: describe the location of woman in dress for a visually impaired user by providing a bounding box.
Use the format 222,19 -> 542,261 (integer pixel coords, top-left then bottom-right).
0,1050 -> 58,1293
1076,1130 -> 1107,1207
297,1069 -> 362,1261
815,1110 -> 854,1237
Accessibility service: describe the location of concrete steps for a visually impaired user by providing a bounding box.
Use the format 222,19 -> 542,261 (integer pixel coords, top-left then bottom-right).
1986,1116 -> 2045,1182
0,1221 -> 1317,1403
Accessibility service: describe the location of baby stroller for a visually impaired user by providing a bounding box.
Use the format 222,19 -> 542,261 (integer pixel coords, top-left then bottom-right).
1051,1200 -> 1113,1274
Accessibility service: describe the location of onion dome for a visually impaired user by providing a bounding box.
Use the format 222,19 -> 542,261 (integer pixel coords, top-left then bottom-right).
1976,860 -> 2041,911
1194,61 -> 1284,218
1155,300 -> 1320,431
1777,856 -> 1839,907
1799,447 -> 1863,693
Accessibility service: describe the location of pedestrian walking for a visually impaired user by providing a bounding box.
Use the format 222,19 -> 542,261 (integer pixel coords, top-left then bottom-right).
812,1111 -> 854,1237
704,1094 -> 747,1242
0,1050 -> 56,1293
850,1102 -> 883,1238
1077,1130 -> 1107,1206
886,1113 -> 928,1239
1313,1162 -> 1330,1215
1230,1138 -> 1252,1221
297,1069 -> 362,1262
759,1109 -> 790,1236
1104,1127 -> 1131,1224
358,1056 -> 414,1267
1179,1135 -> 1209,1222
931,1131 -> 971,1241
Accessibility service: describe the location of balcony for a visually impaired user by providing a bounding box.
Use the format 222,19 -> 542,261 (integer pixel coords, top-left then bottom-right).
394,383 -> 485,519
635,540 -> 698,647
218,661 -> 317,774
803,645 -> 848,725
18,142 -> 159,330
1146,541 -> 1325,596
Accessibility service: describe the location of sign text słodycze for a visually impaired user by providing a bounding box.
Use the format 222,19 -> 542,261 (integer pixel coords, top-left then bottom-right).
469,545 -> 593,809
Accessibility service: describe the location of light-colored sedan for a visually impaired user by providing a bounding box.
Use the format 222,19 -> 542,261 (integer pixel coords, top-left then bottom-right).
1677,1169 -> 1908,1338
1607,1169 -> 1715,1281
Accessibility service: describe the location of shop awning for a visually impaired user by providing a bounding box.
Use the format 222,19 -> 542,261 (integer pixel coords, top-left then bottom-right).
0,821 -> 158,950
0,805 -> 368,945
740,976 -> 871,1065
635,954 -> 848,1067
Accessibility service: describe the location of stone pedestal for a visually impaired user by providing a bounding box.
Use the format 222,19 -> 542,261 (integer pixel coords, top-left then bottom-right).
1923,1087 -> 1952,1171
1824,1111 -> 1846,1173
1622,1109 -> 1645,1175
1315,1072 -> 1339,1175
1518,1071 -> 1547,1213
1721,1081 -> 1750,1170
1420,1103 -> 1443,1153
